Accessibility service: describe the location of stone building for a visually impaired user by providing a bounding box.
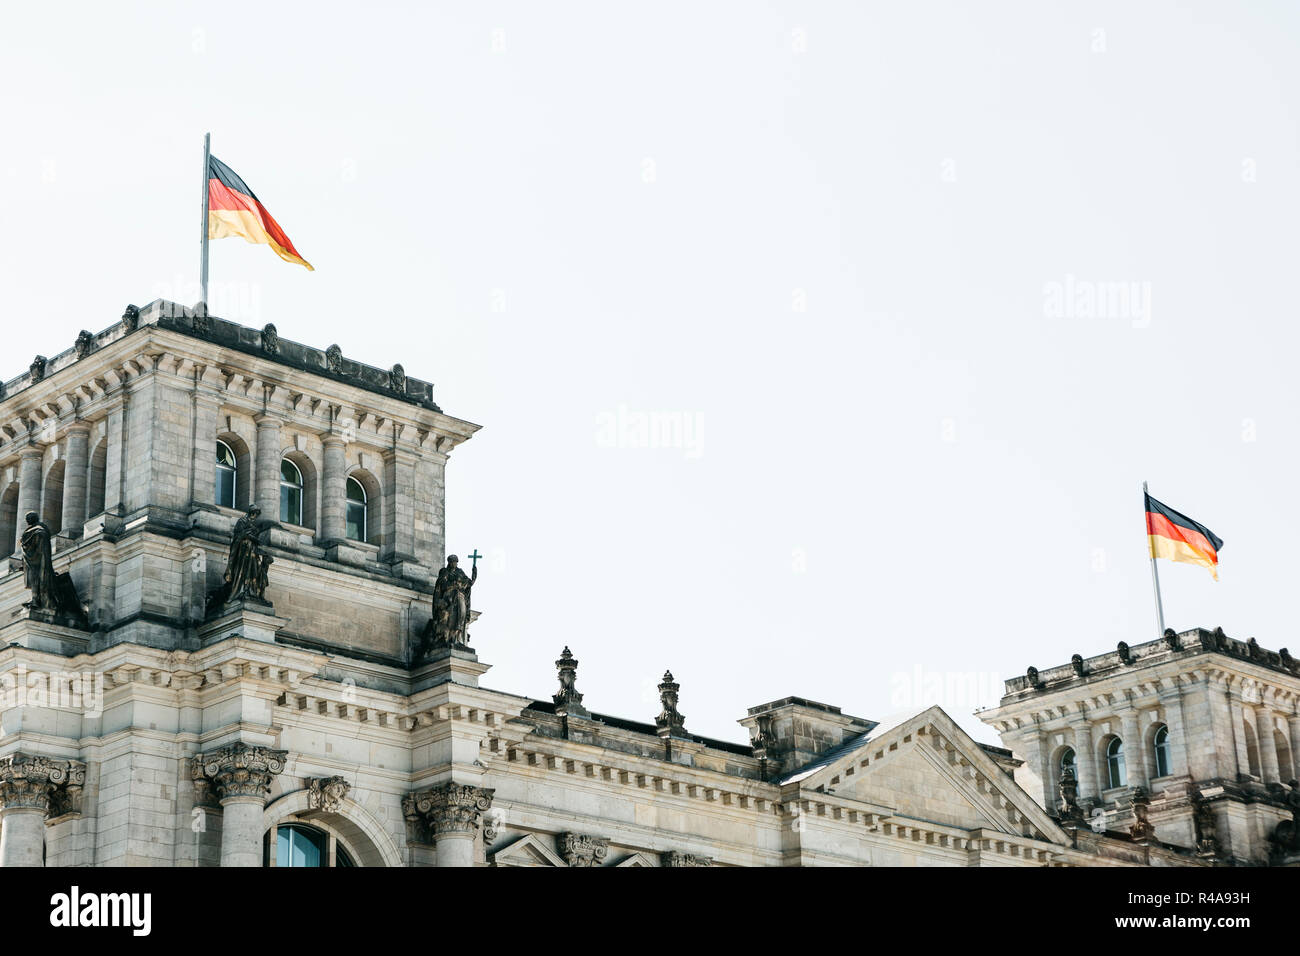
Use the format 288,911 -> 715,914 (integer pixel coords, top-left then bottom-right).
0,300 -> 1296,866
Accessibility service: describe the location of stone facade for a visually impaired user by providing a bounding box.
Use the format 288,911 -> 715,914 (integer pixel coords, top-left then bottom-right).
979,628 -> 1300,866
0,301 -> 1294,867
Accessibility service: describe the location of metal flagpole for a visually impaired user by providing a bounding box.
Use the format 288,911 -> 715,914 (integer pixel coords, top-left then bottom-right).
1143,481 -> 1166,638
200,132 -> 210,309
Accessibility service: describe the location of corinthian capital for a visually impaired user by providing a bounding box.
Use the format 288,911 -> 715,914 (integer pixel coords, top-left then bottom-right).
560,832 -> 609,867
407,782 -> 494,837
0,753 -> 87,816
198,742 -> 288,803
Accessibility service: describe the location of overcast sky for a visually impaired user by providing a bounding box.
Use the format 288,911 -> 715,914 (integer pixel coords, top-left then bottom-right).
3,2 -> 1298,745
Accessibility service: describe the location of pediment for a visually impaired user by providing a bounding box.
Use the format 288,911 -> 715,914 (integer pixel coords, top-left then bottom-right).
490,833 -> 567,867
614,852 -> 658,867
783,705 -> 1069,845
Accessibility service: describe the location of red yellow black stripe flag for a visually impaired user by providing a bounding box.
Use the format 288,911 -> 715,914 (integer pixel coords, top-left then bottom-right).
1145,493 -> 1223,580
207,156 -> 313,270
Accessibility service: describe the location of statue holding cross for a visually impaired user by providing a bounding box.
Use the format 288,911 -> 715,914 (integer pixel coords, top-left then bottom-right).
422,551 -> 479,653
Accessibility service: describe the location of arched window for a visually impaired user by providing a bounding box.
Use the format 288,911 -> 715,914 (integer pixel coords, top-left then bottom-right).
1059,747 -> 1076,779
280,458 -> 303,526
1243,721 -> 1261,778
346,476 -> 367,542
1153,725 -> 1172,777
42,460 -> 65,535
263,823 -> 355,867
0,483 -> 18,558
1105,737 -> 1127,789
216,440 -> 237,509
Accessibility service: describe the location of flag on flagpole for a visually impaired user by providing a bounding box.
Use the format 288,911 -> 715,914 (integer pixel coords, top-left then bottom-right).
206,155 -> 313,270
1144,492 -> 1223,580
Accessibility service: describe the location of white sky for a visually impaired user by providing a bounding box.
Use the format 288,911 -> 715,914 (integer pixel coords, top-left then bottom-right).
2,2 -> 1297,746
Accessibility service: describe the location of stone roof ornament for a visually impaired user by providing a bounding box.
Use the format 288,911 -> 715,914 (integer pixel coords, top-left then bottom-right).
1070,654 -> 1086,677
553,646 -> 588,717
120,304 -> 140,332
1163,628 -> 1180,650
261,323 -> 280,355
390,363 -> 407,394
1026,666 -> 1042,689
29,355 -> 47,383
1116,641 -> 1132,664
74,330 -> 95,359
656,670 -> 687,738
325,344 -> 343,373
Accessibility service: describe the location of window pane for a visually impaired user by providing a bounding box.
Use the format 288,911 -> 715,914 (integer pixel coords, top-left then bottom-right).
281,459 -> 301,484
281,485 -> 302,525
217,442 -> 235,467
346,500 -> 366,541
216,468 -> 236,509
347,477 -> 365,502
278,825 -> 324,867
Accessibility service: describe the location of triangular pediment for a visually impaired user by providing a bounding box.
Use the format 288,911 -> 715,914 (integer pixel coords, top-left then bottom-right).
614,852 -> 658,867
490,833 -> 568,867
781,705 -> 1069,845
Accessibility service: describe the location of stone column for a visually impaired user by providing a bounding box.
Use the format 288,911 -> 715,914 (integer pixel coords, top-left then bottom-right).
1256,705 -> 1281,785
1159,688 -> 1192,778
60,423 -> 91,537
1121,710 -> 1148,790
15,448 -> 43,552
197,743 -> 287,867
191,390 -> 222,508
254,415 -> 283,521
1227,688 -> 1254,780
320,435 -> 347,543
0,754 -> 86,868
1288,714 -> 1300,783
1071,720 -> 1098,802
408,783 -> 494,867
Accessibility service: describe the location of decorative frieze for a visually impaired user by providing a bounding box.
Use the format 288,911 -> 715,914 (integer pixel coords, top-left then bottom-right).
559,832 -> 609,867
306,776 -> 350,813
196,742 -> 288,803
0,753 -> 86,817
661,850 -> 712,867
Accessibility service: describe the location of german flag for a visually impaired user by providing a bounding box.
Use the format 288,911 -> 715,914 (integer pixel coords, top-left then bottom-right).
1145,493 -> 1223,580
207,156 -> 313,270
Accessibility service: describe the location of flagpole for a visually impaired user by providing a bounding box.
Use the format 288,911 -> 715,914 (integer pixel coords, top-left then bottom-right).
200,132 -> 210,310
1143,481 -> 1166,638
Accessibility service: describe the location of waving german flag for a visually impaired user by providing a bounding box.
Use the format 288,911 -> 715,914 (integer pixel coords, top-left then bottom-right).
207,155 -> 313,270
1145,493 -> 1223,580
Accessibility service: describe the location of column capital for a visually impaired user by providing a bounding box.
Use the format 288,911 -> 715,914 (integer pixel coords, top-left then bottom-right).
197,742 -> 288,804
0,753 -> 86,816
661,850 -> 713,867
560,832 -> 609,867
406,782 -> 494,837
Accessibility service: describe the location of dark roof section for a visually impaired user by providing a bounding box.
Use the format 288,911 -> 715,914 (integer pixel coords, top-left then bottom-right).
524,700 -> 755,757
154,311 -> 441,412
0,300 -> 442,414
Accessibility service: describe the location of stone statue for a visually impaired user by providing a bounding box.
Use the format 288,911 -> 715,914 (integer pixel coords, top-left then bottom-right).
21,512 -> 58,611
20,512 -> 85,624
262,323 -> 280,355
655,670 -> 687,737
428,554 -> 476,648
1129,788 -> 1155,843
209,507 -> 272,609
1191,790 -> 1218,856
1058,766 -> 1084,824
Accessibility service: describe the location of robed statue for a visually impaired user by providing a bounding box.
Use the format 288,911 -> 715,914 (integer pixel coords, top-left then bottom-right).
20,511 -> 85,623
418,554 -> 477,656
209,506 -> 273,610
20,512 -> 58,611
